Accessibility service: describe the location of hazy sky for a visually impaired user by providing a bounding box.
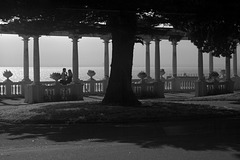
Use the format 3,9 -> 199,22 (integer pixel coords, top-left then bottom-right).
0,34 -> 239,70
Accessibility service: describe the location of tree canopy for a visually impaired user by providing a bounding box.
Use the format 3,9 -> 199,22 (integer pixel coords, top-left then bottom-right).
1,0 -> 240,57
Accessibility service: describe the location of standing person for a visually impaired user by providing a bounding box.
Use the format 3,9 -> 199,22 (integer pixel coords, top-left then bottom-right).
60,68 -> 67,85
67,69 -> 73,84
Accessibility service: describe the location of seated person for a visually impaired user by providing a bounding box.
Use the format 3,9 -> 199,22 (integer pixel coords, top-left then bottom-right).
67,69 -> 73,83
60,68 -> 67,85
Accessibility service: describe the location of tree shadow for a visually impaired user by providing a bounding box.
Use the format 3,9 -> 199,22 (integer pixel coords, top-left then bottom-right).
231,101 -> 240,105
1,118 -> 240,155
0,98 -> 26,106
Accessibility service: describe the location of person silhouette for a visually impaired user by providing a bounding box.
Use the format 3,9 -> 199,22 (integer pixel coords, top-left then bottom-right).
67,69 -> 73,84
60,68 -> 67,85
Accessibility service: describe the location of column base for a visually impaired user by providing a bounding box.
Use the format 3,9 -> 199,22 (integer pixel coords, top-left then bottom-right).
154,80 -> 165,98
24,83 -> 44,103
226,79 -> 235,93
69,83 -> 83,100
21,79 -> 32,98
195,80 -> 207,97
170,77 -> 181,92
232,76 -> 240,90
22,78 -> 32,83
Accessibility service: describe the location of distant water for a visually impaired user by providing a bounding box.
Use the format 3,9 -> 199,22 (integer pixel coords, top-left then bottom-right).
0,66 -> 236,82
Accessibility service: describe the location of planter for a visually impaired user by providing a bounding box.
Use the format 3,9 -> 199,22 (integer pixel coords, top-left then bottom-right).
137,71 -> 147,83
3,70 -> 13,82
87,70 -> 96,81
50,72 -> 61,83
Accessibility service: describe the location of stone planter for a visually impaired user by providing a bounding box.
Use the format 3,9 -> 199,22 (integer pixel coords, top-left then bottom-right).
50,72 -> 61,83
3,70 -> 13,82
137,71 -> 147,83
87,70 -> 96,81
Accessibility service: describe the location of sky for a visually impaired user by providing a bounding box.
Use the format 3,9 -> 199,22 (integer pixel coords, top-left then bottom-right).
0,34 -> 239,71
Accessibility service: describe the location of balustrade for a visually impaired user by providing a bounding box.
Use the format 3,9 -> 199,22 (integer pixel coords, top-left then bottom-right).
0,81 -> 23,97
206,81 -> 229,95
132,81 -> 159,98
0,71 -> 236,101
164,76 -> 197,92
82,79 -> 107,95
43,83 -> 72,101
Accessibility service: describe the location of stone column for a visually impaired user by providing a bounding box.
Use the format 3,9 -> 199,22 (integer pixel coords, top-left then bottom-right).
33,35 -> 40,84
198,48 -> 204,81
195,48 -> 207,97
24,35 -> 43,103
145,39 -> 151,78
20,35 -> 31,82
154,38 -> 164,98
226,56 -> 231,81
225,56 -> 234,93
103,37 -> 110,79
233,46 -> 238,77
171,39 -> 178,78
209,52 -> 214,74
70,35 -> 81,83
155,38 -> 161,81
232,44 -> 240,90
68,35 -> 83,101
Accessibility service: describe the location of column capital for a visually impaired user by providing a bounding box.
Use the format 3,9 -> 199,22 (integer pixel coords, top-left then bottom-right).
32,35 -> 41,39
69,34 -> 82,40
154,38 -> 161,42
19,35 -> 30,40
144,38 -> 152,44
101,35 -> 111,42
169,35 -> 181,45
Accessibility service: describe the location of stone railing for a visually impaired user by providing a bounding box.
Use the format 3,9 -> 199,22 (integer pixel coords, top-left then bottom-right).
0,74 -> 237,101
132,80 -> 165,98
164,76 -> 197,92
0,76 -> 197,98
82,79 -> 108,95
0,81 -> 23,97
43,83 -> 72,101
39,79 -> 108,102
205,80 -> 232,95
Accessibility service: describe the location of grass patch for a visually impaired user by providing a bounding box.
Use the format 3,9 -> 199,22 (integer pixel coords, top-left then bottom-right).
0,101 -> 239,124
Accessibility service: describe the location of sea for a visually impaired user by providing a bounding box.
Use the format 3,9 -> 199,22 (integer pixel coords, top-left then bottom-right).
0,66 -> 237,82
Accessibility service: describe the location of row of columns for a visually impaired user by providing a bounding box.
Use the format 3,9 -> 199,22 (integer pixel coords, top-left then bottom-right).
21,35 -> 41,84
20,35 -> 111,84
21,35 -> 238,83
145,38 -> 239,81
208,49 -> 238,79
20,34 -> 238,100
197,47 -> 239,96
144,37 -> 178,80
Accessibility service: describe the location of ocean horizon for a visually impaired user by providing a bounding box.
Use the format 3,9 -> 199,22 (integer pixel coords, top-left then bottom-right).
0,66 -> 236,82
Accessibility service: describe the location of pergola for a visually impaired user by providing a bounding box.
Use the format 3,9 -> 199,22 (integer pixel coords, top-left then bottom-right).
0,25 -> 239,103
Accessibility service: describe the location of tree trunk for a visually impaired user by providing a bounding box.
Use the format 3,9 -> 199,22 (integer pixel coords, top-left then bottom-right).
102,11 -> 141,106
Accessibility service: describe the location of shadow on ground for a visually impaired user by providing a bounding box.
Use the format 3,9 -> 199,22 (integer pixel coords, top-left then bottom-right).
1,118 -> 240,156
0,98 -> 25,106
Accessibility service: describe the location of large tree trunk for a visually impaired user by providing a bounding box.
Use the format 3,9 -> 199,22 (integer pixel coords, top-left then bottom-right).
102,12 -> 141,106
